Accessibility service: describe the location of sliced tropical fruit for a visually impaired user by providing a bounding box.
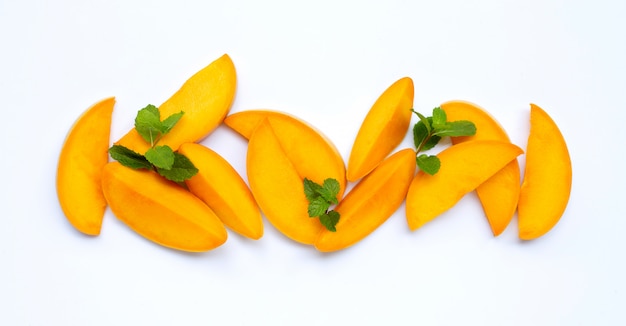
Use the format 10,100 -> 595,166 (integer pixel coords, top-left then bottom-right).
178,143 -> 263,240
101,162 -> 227,252
57,97 -> 115,236
406,140 -> 523,231
246,118 -> 345,245
225,110 -> 346,199
115,54 -> 236,153
347,77 -> 414,181
441,100 -> 521,236
518,104 -> 572,240
315,148 -> 416,252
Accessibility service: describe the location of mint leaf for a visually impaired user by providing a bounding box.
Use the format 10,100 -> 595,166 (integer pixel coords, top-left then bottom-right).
320,178 -> 340,204
156,152 -> 198,182
319,210 -> 340,232
303,178 -> 323,201
145,145 -> 175,170
416,154 -> 441,175
109,145 -> 152,170
434,120 -> 477,137
413,118 -> 441,151
308,197 -> 330,217
302,177 -> 342,231
432,107 -> 447,129
161,111 -> 184,135
135,104 -> 163,145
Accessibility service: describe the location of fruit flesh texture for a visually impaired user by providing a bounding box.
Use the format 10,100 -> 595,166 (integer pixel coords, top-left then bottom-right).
57,97 -> 115,236
315,148 -> 416,252
179,143 -> 263,240
347,77 -> 414,182
225,110 -> 346,200
518,104 -> 572,240
115,54 -> 236,153
441,100 -> 521,236
247,119 -> 346,245
406,140 -> 523,231
101,162 -> 227,252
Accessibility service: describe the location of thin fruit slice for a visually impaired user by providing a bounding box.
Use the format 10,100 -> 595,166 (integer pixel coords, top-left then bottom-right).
441,100 -> 521,236
247,119 -> 344,245
179,143 -> 263,240
101,162 -> 227,252
315,148 -> 416,252
115,54 -> 236,153
347,77 -> 414,181
518,104 -> 572,240
57,97 -> 115,235
226,110 -> 346,199
406,140 -> 523,231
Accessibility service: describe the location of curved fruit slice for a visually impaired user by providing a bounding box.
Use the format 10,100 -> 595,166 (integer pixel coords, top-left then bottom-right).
347,77 -> 414,181
406,140 -> 523,231
116,54 -> 237,153
179,143 -> 263,240
57,97 -> 115,236
102,162 -> 227,252
247,119 -> 344,244
441,100 -> 521,236
225,110 -> 346,199
315,148 -> 416,252
518,104 -> 572,240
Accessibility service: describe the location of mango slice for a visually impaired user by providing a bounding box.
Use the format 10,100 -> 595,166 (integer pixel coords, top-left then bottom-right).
225,110 -> 346,199
347,77 -> 414,181
315,148 -> 416,252
246,118 -> 345,245
406,140 -> 523,231
115,54 -> 236,153
57,97 -> 115,235
441,100 -> 521,236
178,143 -> 263,240
101,162 -> 227,252
518,104 -> 572,240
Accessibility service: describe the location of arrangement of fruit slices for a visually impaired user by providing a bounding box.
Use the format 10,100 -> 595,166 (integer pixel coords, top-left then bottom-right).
56,53 -> 572,253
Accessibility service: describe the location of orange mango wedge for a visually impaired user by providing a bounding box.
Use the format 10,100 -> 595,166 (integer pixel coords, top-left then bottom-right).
57,97 -> 115,235
347,77 -> 414,181
406,140 -> 523,231
246,118 -> 345,245
225,110 -> 346,199
315,148 -> 416,252
441,100 -> 521,236
115,54 -> 236,153
101,162 -> 227,252
518,104 -> 572,240
179,143 -> 263,240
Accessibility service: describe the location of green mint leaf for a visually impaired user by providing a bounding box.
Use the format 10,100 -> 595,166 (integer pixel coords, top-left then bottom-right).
413,118 -> 441,151
308,197 -> 330,217
416,154 -> 441,175
412,109 -> 432,134
303,178 -> 323,201
434,120 -> 477,137
156,152 -> 198,182
109,145 -> 152,170
319,210 -> 340,232
135,104 -> 163,145
145,145 -> 175,170
160,111 -> 184,135
432,107 -> 447,129
320,178 -> 340,204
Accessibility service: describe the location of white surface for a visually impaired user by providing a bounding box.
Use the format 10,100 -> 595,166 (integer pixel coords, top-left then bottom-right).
2,0 -> 625,325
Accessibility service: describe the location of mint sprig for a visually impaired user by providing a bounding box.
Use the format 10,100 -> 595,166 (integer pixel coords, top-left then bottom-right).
412,107 -> 476,175
303,178 -> 341,232
109,105 -> 198,182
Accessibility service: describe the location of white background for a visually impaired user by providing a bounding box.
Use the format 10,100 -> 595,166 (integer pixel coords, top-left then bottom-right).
2,0 -> 625,325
